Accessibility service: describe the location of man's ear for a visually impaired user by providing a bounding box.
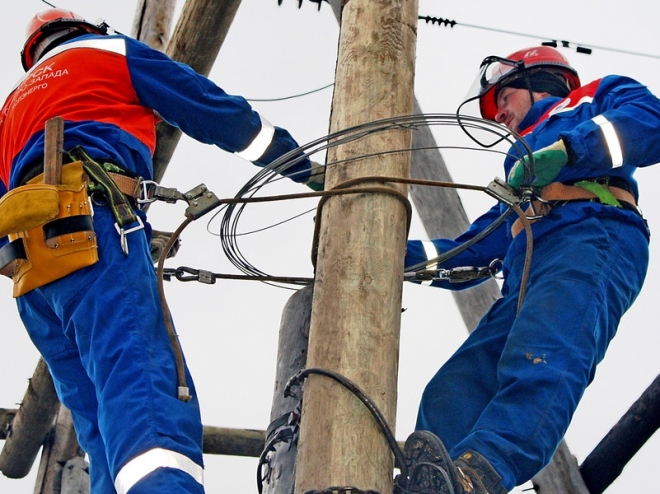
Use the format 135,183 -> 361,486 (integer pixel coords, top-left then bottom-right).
532,91 -> 552,102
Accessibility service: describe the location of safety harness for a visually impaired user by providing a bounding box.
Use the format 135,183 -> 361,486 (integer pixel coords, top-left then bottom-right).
0,127 -> 223,401
510,179 -> 640,237
68,146 -> 144,255
405,176 -> 644,289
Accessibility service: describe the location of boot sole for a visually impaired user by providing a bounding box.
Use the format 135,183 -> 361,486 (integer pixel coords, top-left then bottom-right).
398,430 -> 459,494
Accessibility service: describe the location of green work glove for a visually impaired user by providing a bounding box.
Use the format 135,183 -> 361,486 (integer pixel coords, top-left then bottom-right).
304,160 -> 325,191
507,139 -> 568,189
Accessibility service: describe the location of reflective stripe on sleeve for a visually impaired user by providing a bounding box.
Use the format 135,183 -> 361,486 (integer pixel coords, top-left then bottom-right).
592,115 -> 623,167
114,448 -> 204,494
421,240 -> 438,286
235,116 -> 275,161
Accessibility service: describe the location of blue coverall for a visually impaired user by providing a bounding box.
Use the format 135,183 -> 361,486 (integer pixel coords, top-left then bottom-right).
405,75 -> 660,490
0,33 -> 313,493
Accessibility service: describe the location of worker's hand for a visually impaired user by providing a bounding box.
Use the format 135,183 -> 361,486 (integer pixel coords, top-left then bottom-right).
508,139 -> 568,189
150,230 -> 181,263
304,161 -> 325,191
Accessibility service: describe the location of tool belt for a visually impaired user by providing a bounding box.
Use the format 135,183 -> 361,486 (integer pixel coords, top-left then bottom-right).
0,161 -> 98,297
511,179 -> 638,238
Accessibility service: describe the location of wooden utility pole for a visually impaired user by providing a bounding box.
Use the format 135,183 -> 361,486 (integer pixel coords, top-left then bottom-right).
263,286 -> 312,493
131,0 -> 176,52
294,0 -> 418,492
33,406 -> 87,494
152,0 -> 243,182
0,358 -> 59,479
579,372 -> 660,494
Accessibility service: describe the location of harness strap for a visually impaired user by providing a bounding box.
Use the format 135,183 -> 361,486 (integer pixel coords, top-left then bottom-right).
107,171 -> 142,198
511,180 -> 638,238
67,147 -> 138,229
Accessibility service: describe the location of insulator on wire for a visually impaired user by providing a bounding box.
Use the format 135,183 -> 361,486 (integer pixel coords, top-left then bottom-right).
277,0 -> 328,9
418,15 -> 457,28
542,40 -> 592,55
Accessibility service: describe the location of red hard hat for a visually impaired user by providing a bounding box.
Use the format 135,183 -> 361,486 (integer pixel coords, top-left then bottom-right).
477,46 -> 581,121
21,8 -> 106,71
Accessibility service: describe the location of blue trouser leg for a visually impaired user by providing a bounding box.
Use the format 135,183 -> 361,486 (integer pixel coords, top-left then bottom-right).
416,208 -> 649,490
18,204 -> 205,493
18,295 -> 114,492
415,296 -> 509,451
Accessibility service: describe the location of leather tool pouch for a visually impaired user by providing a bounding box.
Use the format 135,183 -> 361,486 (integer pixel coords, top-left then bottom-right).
1,161 -> 98,297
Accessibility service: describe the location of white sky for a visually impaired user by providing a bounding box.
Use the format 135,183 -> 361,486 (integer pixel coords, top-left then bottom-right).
2,1 -> 660,493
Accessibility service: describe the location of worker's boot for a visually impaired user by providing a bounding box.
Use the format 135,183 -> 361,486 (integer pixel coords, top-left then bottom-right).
393,430 -> 457,493
393,430 -> 507,494
454,450 -> 507,494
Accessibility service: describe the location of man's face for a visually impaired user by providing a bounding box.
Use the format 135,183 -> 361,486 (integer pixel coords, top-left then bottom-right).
494,86 -> 533,132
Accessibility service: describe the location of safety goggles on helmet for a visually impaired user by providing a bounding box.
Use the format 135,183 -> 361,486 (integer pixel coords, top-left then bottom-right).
476,56 -> 528,121
21,8 -> 108,71
456,46 -> 580,147
455,56 -> 525,148
470,47 -> 580,122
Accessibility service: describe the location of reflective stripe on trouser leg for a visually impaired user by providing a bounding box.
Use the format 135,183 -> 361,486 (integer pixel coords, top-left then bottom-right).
114,448 -> 204,494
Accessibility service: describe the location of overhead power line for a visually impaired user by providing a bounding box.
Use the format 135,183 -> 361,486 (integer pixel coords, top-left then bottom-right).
418,15 -> 660,61
246,83 -> 334,102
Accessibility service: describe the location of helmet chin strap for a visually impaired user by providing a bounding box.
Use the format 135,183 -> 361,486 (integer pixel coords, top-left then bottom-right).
528,88 -> 537,111
520,72 -> 537,107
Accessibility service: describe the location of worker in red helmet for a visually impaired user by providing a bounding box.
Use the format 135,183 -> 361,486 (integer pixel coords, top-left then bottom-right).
20,8 -> 109,70
477,46 -> 581,123
0,7 -> 322,494
400,46 -> 660,493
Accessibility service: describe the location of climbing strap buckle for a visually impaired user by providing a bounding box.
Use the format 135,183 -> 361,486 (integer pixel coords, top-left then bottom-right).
135,180 -> 159,205
136,181 -> 187,205
114,216 -> 144,256
137,181 -> 222,220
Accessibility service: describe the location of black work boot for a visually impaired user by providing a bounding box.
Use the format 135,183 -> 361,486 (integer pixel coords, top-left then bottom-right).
394,430 -> 459,493
454,450 -> 507,494
393,431 -> 507,494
